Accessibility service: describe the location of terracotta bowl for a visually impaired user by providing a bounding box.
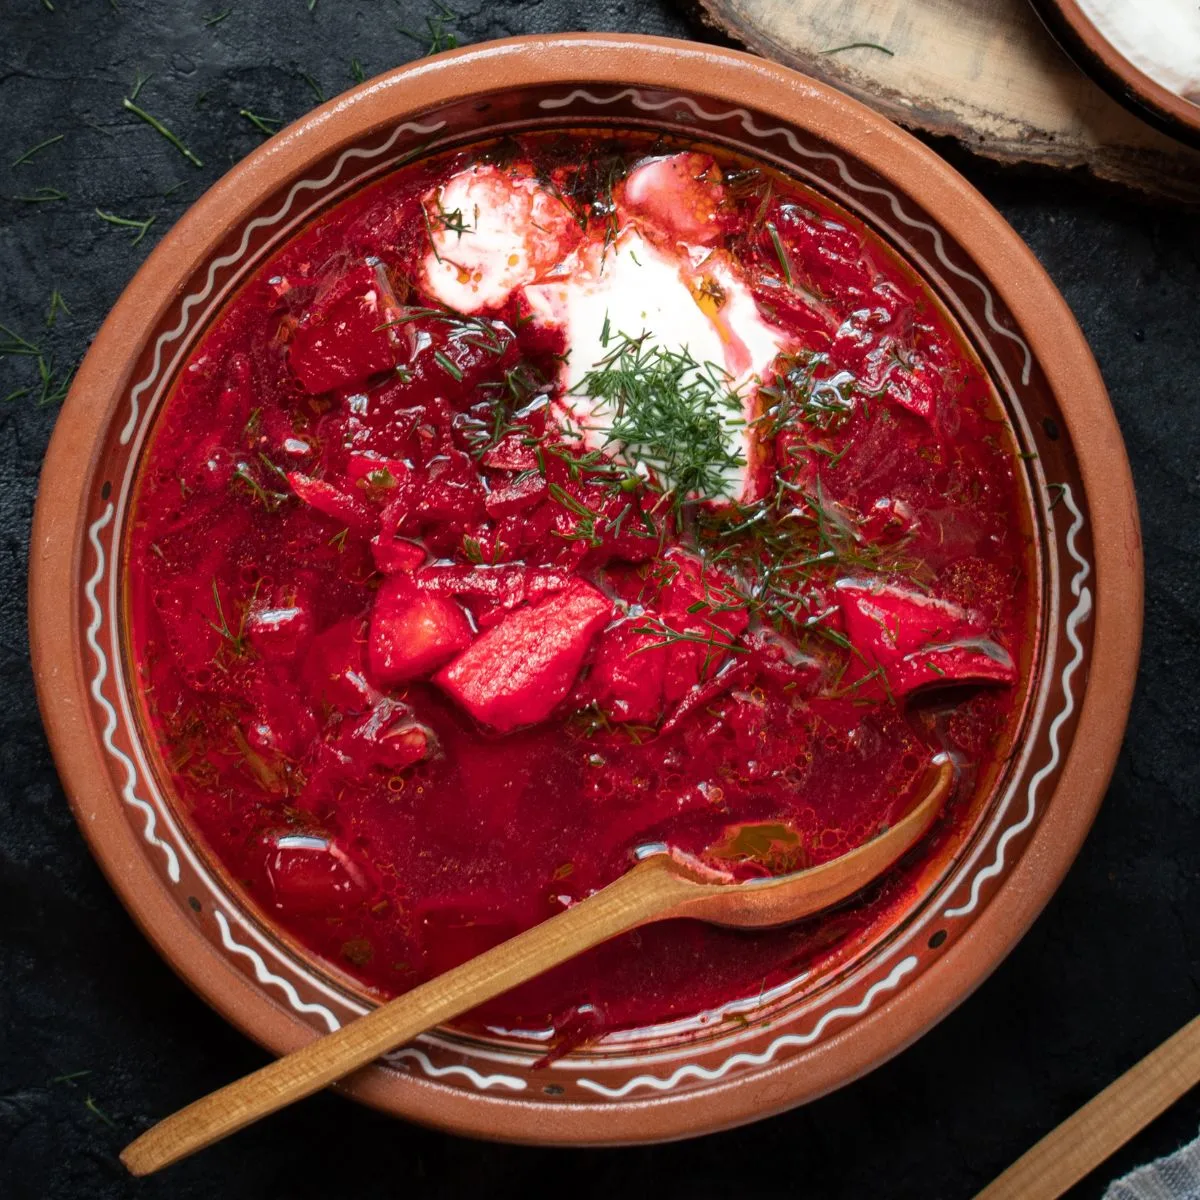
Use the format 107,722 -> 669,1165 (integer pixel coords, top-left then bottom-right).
1030,0 -> 1200,147
29,34 -> 1142,1144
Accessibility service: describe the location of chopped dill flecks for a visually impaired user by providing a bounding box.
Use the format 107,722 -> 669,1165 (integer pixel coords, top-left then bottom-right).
122,92 -> 203,166
45,290 -> 70,328
301,71 -> 325,103
820,41 -> 895,57
573,329 -> 746,507
203,6 -> 232,25
351,59 -> 366,83
11,134 -> 64,168
84,1096 -> 117,1128
95,208 -> 156,247
766,221 -> 793,286
11,187 -> 67,203
432,350 -> 464,381
400,1 -> 460,56
129,69 -> 152,102
239,108 -> 282,137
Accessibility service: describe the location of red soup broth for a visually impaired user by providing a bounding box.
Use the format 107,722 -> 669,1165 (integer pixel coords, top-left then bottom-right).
126,131 -> 1036,1047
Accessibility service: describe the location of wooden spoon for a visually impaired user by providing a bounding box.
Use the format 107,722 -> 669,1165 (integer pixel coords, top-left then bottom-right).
121,756 -> 954,1176
974,1012 -> 1200,1200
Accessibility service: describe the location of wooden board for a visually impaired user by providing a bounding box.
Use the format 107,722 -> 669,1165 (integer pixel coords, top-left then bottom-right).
690,0 -> 1200,203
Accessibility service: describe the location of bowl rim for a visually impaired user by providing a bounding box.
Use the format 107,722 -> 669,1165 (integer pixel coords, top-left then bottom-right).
1031,0 -> 1200,147
28,32 -> 1143,1144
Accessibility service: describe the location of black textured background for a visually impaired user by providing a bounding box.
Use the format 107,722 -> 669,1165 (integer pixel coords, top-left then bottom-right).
1,4 -> 1198,1198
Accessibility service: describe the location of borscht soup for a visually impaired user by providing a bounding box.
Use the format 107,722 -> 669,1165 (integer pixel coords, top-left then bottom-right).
126,131 -> 1036,1047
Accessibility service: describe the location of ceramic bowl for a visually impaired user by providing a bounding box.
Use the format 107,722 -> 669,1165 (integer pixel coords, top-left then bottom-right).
1030,0 -> 1200,147
29,34 -> 1142,1144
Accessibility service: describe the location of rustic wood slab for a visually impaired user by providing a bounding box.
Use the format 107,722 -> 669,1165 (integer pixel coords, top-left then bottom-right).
691,0 -> 1200,203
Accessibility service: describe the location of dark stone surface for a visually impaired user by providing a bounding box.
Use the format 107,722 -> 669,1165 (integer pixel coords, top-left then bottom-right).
1,4 -> 1197,1198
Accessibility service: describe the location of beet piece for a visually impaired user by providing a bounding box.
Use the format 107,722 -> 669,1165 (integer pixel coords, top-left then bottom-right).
260,832 -> 367,914
287,472 -> 376,531
484,473 -> 547,518
302,617 -> 374,713
288,264 -> 400,394
245,596 -> 315,663
583,620 -> 667,724
656,552 -> 749,706
836,581 -> 1016,697
435,580 -> 612,732
344,696 -> 436,769
369,577 -> 473,685
370,535 -> 426,574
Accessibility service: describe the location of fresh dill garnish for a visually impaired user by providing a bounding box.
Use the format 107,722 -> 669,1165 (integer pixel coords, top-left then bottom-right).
232,460 -> 288,510
11,186 -> 67,203
766,222 -> 793,286
0,321 -> 73,404
95,208 -> 156,247
11,134 -> 64,167
432,350 -> 464,381
202,6 -> 232,26
328,527 -> 349,551
350,59 -> 366,83
45,290 -> 70,328
129,70 -> 152,102
400,1 -> 460,55
301,71 -> 325,103
208,578 -> 254,658
820,41 -> 895,57
573,329 -> 746,507
239,108 -> 282,137
84,1096 -> 116,1128
122,87 -> 204,167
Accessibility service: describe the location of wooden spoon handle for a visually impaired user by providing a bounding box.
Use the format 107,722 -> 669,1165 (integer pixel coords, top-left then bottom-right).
121,856 -> 686,1177
974,1013 -> 1200,1200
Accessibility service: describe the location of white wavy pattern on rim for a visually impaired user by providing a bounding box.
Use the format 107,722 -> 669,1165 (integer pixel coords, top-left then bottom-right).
84,502 -> 181,883
944,484 -> 1092,920
574,955 -> 919,1098
213,910 -> 341,1032
539,88 -> 1033,386
118,117 -> 447,445
385,1048 -> 527,1092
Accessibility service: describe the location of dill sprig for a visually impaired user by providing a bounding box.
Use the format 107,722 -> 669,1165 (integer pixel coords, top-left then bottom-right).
239,108 -> 281,137
10,186 -> 67,203
573,329 -> 746,507
11,134 -> 64,167
45,290 -> 70,328
122,93 -> 204,167
95,208 -> 156,246
203,6 -> 232,25
400,1 -> 460,55
0,320 -> 73,405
